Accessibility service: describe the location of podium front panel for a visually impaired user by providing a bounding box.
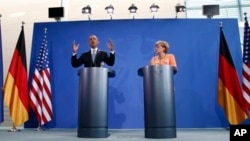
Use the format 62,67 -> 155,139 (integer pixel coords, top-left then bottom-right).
77,67 -> 114,138
138,65 -> 176,138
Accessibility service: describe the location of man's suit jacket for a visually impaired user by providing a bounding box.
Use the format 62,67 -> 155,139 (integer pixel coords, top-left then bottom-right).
71,50 -> 115,67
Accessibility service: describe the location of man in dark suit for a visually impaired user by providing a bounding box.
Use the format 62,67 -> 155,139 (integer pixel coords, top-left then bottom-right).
71,35 -> 115,67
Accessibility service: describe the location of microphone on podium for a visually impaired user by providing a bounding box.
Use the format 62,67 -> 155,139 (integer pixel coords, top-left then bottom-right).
101,62 -> 104,67
153,50 -> 157,65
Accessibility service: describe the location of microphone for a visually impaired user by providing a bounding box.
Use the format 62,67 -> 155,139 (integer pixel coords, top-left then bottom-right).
96,49 -> 101,67
153,49 -> 157,65
91,49 -> 97,67
101,61 -> 104,67
97,49 -> 100,54
93,49 -> 101,67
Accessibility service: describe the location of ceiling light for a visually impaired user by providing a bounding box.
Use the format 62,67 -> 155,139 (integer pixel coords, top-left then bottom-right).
82,5 -> 91,20
150,3 -> 159,13
105,4 -> 114,14
128,4 -> 138,13
175,3 -> 186,13
82,5 -> 91,15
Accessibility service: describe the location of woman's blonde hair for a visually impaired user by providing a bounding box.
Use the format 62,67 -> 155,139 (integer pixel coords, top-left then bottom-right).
155,40 -> 169,53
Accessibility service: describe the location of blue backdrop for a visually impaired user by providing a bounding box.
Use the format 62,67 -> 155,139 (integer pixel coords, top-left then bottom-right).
25,19 -> 250,129
0,22 -> 3,123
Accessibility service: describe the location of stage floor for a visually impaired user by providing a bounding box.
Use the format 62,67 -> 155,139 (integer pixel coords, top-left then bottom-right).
0,128 -> 229,141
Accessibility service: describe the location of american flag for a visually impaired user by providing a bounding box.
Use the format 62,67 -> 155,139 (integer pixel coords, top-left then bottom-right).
29,28 -> 53,126
242,13 -> 250,111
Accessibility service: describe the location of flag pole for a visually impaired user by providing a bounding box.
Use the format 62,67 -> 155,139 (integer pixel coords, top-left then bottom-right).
218,21 -> 228,130
21,21 -> 25,31
244,12 -> 247,18
244,12 -> 247,116
243,12 -> 250,116
35,27 -> 45,129
219,21 -> 223,29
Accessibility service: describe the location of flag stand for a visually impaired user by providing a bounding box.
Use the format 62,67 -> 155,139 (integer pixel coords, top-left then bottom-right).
7,124 -> 21,132
34,125 -> 45,131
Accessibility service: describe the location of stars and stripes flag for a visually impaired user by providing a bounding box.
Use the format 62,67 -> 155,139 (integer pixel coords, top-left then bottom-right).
29,28 -> 53,126
242,13 -> 250,111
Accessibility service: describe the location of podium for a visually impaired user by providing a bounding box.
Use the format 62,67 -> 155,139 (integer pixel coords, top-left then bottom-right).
77,67 -> 115,138
138,65 -> 177,138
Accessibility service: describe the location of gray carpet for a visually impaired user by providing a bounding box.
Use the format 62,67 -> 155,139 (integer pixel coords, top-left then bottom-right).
0,128 -> 229,141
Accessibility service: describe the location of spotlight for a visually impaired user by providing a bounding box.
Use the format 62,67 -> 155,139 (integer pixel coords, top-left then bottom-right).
105,4 -> 114,14
175,3 -> 186,13
105,4 -> 114,20
150,3 -> 159,13
128,4 -> 138,13
82,5 -> 91,14
175,3 -> 186,18
82,5 -> 91,20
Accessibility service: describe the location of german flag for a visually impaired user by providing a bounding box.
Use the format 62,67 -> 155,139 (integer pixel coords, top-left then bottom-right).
218,26 -> 248,125
3,26 -> 29,127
